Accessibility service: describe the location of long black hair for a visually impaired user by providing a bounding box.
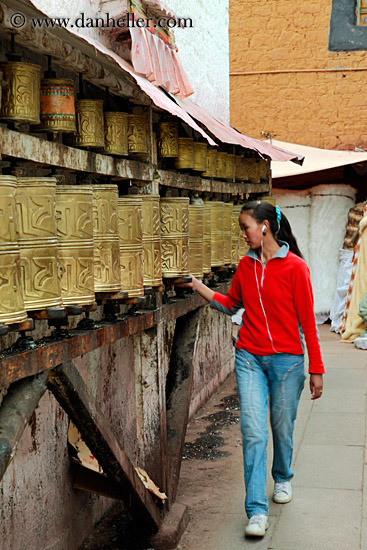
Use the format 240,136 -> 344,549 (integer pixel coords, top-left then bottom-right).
241,201 -> 304,259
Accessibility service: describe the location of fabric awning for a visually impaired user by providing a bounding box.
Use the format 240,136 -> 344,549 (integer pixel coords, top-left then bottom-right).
267,139 -> 367,178
24,0 -> 302,161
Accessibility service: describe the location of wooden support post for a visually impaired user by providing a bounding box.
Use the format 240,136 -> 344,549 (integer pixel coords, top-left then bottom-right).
165,309 -> 201,503
47,361 -> 162,532
0,372 -> 48,481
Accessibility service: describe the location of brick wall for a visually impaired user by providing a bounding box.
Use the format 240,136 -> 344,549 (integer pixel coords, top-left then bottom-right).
230,0 -> 367,149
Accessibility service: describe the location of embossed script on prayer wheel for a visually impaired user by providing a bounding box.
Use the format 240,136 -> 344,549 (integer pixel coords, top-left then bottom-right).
203,202 -> 212,274
231,204 -> 242,265
0,61 -> 41,124
38,78 -> 76,133
226,154 -> 235,180
0,176 -> 27,324
56,185 -> 95,305
202,149 -> 217,178
189,204 -> 204,278
16,177 -> 62,311
75,99 -> 105,148
234,156 -> 242,181
216,152 -> 227,180
128,114 -> 148,154
102,112 -> 129,156
240,158 -> 249,182
93,184 -> 121,292
210,201 -> 224,267
259,159 -> 269,182
141,195 -> 162,287
248,158 -> 261,184
160,197 -> 190,278
174,138 -> 194,170
157,122 -> 178,158
223,203 -> 233,264
193,143 -> 208,172
117,197 -> 144,297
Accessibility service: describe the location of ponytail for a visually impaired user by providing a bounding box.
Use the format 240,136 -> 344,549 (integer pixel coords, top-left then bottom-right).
241,201 -> 304,259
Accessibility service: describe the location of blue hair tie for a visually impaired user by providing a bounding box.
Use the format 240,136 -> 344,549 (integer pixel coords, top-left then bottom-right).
276,205 -> 282,225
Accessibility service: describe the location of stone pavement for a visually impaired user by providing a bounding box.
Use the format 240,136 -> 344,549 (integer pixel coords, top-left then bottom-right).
176,325 -> 367,550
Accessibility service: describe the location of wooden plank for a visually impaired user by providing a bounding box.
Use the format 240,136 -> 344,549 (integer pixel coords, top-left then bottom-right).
158,169 -> 270,195
0,127 -> 153,181
0,283 -> 230,387
47,361 -> 161,531
0,372 -> 48,481
0,127 -> 269,194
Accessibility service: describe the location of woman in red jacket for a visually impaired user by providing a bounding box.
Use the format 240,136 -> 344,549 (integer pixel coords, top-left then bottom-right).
181,200 -> 324,537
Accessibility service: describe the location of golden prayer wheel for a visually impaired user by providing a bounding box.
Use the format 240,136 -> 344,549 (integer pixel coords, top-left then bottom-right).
234,156 -> 242,181
16,177 -> 62,311
56,185 -> 95,305
240,158 -> 249,181
75,99 -> 105,148
128,113 -> 149,154
174,138 -> 194,170
260,196 -> 277,206
157,122 -> 178,157
226,154 -> 235,180
202,148 -> 217,178
259,159 -> 269,182
38,78 -> 76,133
0,61 -> 41,124
102,112 -> 129,156
216,152 -> 227,180
210,201 -> 224,267
203,202 -> 212,274
93,184 -> 121,292
189,204 -> 204,278
0,176 -> 27,324
160,197 -> 190,277
248,158 -> 261,183
193,142 -> 208,172
231,204 -> 242,265
117,197 -> 144,297
140,195 -> 162,287
223,203 -> 233,264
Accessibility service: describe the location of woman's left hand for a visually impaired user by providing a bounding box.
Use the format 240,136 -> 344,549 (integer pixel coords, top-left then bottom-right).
310,373 -> 323,400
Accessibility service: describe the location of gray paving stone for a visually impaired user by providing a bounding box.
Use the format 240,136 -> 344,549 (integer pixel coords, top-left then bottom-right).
294,444 -> 363,490
269,487 -> 361,550
305,412 -> 365,446
311,388 -> 367,414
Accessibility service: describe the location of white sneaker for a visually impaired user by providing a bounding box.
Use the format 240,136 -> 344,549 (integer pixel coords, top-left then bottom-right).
245,514 -> 269,537
273,481 -> 292,503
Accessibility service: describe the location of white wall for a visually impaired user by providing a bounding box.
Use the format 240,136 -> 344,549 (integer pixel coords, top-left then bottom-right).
167,0 -> 230,124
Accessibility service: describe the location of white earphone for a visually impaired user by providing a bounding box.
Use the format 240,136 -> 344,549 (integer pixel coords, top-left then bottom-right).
262,224 -> 266,235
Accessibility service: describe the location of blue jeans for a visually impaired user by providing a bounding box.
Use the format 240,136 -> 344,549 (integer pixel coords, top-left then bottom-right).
235,348 -> 306,518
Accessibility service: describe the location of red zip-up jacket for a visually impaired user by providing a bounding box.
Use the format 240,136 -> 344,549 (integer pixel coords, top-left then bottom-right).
210,242 -> 325,374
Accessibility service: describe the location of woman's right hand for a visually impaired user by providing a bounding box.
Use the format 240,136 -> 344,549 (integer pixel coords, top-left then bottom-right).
175,275 -> 201,290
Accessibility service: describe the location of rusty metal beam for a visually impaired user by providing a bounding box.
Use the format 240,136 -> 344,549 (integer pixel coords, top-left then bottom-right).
47,361 -> 161,531
165,309 -> 200,503
0,284 -> 230,388
0,371 -> 48,481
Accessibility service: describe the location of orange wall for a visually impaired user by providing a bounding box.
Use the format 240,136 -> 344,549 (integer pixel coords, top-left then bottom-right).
230,0 -> 367,149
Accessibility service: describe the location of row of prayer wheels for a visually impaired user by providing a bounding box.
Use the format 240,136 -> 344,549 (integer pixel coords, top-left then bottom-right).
0,61 -> 269,183
157,122 -> 268,181
0,175 -> 248,327
0,59 -> 148,153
